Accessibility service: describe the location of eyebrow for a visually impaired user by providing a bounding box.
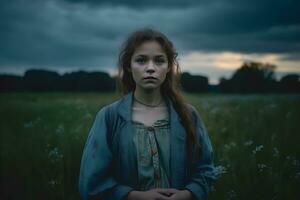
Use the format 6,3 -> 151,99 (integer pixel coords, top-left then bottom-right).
135,54 -> 166,58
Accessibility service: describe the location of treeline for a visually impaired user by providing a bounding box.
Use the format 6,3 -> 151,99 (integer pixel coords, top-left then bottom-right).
0,61 -> 299,93
0,69 -> 209,93
219,62 -> 300,93
0,70 -> 115,92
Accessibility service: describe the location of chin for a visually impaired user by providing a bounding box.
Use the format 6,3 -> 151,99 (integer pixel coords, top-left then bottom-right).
142,84 -> 159,90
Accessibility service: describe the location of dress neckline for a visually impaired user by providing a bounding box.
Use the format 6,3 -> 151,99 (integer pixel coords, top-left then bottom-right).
131,118 -> 169,128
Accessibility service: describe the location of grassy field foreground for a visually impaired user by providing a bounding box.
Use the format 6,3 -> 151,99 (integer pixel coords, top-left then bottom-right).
0,92 -> 299,200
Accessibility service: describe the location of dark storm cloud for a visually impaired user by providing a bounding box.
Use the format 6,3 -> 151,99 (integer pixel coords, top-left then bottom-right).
0,0 -> 299,73
0,0 -> 122,68
62,0 -> 205,9
165,0 -> 300,53
64,0 -> 300,47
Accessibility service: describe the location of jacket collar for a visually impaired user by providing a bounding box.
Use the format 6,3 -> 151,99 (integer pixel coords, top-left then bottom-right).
117,91 -> 181,123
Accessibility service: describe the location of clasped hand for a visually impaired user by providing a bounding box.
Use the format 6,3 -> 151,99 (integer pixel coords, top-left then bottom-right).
126,188 -> 194,200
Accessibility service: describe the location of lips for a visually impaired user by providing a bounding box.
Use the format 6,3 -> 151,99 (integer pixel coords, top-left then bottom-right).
144,76 -> 157,80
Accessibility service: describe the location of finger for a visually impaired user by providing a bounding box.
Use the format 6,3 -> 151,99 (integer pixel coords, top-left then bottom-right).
155,188 -> 169,193
165,188 -> 179,194
156,190 -> 172,196
155,188 -> 174,195
156,192 -> 173,200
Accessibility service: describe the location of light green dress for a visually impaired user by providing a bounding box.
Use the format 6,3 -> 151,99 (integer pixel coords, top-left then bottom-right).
132,118 -> 171,191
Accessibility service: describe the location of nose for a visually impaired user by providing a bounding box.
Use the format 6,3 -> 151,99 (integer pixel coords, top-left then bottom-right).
146,60 -> 155,73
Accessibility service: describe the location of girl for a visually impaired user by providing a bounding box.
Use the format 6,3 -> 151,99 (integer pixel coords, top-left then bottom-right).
79,28 -> 218,200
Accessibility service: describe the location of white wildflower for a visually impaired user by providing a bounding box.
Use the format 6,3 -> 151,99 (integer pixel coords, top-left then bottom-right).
48,147 -> 63,163
24,121 -> 34,128
224,142 -> 237,150
257,163 -> 267,173
292,159 -> 300,167
243,140 -> 254,146
210,107 -> 219,115
23,117 -> 42,128
215,165 -> 227,176
267,103 -> 277,109
56,124 -> 64,135
227,189 -> 237,199
230,142 -> 236,147
272,147 -> 279,158
48,179 -> 61,188
252,145 -> 264,154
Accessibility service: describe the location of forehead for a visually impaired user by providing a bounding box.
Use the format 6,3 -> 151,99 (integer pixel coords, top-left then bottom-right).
133,41 -> 166,57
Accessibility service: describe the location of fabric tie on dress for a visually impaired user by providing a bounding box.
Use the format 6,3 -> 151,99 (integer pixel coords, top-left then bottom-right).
132,118 -> 171,190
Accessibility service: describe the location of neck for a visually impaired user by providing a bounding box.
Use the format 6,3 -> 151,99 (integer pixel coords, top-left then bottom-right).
134,86 -> 162,106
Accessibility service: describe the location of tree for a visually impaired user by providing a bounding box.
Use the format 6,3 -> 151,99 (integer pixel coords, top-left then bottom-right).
280,74 -> 300,93
181,72 -> 209,93
219,61 -> 277,93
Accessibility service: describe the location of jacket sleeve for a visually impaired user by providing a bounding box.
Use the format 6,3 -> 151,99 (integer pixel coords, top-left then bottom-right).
184,105 -> 219,200
79,106 -> 134,200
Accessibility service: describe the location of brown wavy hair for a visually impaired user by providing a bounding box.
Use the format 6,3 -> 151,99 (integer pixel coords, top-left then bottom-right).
116,28 -> 201,160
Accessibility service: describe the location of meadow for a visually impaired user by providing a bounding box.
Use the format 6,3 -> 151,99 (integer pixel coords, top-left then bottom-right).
0,92 -> 299,200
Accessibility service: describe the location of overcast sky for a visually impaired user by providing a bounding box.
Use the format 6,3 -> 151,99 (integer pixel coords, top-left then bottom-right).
0,0 -> 299,84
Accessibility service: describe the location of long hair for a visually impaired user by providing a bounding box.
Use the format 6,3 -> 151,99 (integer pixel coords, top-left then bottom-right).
116,28 -> 201,160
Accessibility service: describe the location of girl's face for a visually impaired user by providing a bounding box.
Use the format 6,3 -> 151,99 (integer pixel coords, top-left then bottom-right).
129,40 -> 170,91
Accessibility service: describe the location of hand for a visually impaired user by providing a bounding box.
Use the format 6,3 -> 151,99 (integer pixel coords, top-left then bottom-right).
158,188 -> 194,200
126,188 -> 173,200
126,188 -> 194,200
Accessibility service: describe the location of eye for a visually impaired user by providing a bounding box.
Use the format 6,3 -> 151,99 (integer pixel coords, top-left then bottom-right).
135,57 -> 147,64
155,58 -> 166,64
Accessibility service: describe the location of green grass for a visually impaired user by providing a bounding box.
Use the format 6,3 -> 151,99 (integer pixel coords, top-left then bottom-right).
0,92 -> 299,200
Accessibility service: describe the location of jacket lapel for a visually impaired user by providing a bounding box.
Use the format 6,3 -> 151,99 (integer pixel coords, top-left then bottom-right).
165,96 -> 187,188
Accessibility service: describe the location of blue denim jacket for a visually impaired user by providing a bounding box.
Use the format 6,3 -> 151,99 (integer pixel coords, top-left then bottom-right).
79,91 -> 218,200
